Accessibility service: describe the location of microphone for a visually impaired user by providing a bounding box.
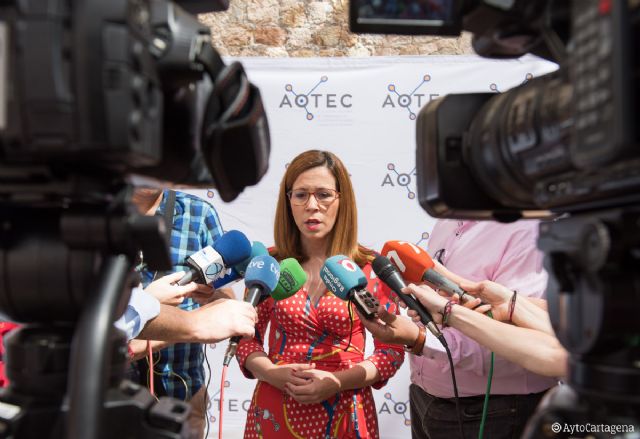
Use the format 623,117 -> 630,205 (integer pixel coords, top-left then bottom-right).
320,255 -> 380,319
177,230 -> 251,286
212,241 -> 269,289
371,254 -> 445,343
381,241 -> 469,300
271,258 -> 307,301
223,254 -> 280,367
254,257 -> 307,306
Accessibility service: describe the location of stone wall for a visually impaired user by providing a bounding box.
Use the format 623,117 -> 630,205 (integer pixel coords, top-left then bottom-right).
199,0 -> 473,57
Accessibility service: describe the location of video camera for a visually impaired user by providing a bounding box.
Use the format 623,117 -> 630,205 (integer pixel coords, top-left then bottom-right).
0,0 -> 270,437
352,0 -> 639,437
1,0 -> 269,203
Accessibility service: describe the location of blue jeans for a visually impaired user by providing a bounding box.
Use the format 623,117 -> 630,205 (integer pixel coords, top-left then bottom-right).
409,383 -> 547,439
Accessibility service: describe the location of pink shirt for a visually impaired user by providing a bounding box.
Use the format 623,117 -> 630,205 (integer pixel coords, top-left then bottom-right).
410,219 -> 558,397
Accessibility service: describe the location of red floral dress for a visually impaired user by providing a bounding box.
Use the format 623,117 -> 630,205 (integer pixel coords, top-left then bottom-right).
236,263 -> 404,439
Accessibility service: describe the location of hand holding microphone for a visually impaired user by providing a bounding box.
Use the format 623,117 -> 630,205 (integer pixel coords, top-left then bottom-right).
223,254 -> 280,367
190,299 -> 258,343
222,256 -> 307,367
371,255 -> 444,343
145,271 -> 199,306
381,241 -> 476,304
177,230 -> 252,286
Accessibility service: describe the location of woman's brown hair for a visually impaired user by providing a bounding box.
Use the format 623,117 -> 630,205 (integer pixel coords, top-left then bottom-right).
272,150 -> 373,266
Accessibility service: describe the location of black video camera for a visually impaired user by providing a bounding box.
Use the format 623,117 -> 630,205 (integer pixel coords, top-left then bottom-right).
352,1 -> 640,437
0,0 -> 270,203
0,0 -> 271,437
413,1 -> 638,222
352,0 -> 638,221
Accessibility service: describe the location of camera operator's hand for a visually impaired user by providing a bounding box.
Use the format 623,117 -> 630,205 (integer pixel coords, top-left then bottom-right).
145,271 -> 198,306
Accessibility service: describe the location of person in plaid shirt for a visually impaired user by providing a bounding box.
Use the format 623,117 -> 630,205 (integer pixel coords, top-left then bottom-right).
132,187 -> 230,439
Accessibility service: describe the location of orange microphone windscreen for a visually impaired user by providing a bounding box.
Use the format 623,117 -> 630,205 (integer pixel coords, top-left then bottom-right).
380,241 -> 435,283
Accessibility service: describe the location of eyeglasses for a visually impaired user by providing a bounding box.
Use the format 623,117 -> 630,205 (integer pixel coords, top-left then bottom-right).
434,248 -> 446,265
287,188 -> 340,206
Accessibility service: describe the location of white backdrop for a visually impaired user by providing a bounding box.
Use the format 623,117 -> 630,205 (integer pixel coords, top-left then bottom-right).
185,55 -> 557,438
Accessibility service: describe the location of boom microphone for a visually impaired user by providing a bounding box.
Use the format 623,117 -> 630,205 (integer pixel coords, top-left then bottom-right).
223,254 -> 280,367
177,230 -> 251,286
381,241 -> 469,300
321,255 -> 380,319
371,254 -> 445,344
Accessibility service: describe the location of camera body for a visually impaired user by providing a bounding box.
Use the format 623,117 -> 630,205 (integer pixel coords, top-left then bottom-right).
415,0 -> 638,221
0,1 -> 272,437
352,0 -> 640,436
0,0 -> 270,203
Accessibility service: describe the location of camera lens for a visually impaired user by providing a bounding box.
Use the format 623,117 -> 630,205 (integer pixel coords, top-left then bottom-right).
465,73 -> 574,209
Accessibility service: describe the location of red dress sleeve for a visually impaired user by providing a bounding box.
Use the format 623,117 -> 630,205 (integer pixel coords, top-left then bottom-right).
236,297 -> 274,379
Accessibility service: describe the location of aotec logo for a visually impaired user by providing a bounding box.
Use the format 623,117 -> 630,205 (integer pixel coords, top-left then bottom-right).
382,74 -> 439,120
381,163 -> 417,200
279,75 -> 352,120
415,231 -> 430,248
378,392 -> 411,426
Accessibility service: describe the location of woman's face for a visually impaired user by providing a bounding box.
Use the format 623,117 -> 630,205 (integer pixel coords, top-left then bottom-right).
289,166 -> 340,245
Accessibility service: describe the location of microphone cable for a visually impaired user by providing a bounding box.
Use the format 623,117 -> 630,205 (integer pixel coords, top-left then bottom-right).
147,341 -> 154,397
478,310 -> 496,439
204,344 -> 213,439
436,333 -> 465,439
218,364 -> 229,439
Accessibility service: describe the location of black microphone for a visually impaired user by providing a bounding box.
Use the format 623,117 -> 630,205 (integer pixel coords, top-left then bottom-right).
372,255 -> 447,346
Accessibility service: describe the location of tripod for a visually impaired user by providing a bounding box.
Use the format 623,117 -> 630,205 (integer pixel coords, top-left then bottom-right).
523,207 -> 640,438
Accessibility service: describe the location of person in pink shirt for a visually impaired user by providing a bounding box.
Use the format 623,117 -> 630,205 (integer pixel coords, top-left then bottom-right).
409,219 -> 558,439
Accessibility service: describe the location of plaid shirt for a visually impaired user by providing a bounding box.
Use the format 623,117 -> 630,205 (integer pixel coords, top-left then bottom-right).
139,190 -> 223,400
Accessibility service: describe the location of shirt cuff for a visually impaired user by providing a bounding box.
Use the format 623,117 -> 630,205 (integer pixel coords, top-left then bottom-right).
114,286 -> 161,341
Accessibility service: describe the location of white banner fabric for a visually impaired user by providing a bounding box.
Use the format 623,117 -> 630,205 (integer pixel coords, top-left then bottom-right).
182,54 -> 557,439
